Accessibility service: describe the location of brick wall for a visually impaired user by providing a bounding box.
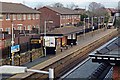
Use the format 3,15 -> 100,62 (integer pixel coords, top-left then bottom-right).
1,13 -> 40,34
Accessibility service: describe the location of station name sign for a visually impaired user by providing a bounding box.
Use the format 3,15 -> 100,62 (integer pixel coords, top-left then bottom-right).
30,38 -> 41,44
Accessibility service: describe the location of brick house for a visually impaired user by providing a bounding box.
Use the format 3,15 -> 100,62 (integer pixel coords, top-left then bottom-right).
106,8 -> 117,16
0,2 -> 40,34
38,6 -> 81,32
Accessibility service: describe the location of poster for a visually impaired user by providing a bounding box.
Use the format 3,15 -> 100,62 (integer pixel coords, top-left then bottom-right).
44,36 -> 55,47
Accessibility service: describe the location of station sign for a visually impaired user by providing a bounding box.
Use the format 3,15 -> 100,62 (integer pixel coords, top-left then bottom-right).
30,38 -> 41,44
11,45 -> 20,53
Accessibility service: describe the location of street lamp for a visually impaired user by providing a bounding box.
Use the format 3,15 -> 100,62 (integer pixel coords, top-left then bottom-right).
0,65 -> 54,79
92,17 -> 94,36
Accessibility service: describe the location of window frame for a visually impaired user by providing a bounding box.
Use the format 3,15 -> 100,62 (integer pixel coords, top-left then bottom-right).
32,14 -> 35,20
23,14 -> 26,20
6,14 -> 10,20
27,14 -> 31,20
36,14 -> 39,19
13,14 -> 16,20
17,14 -> 22,20
0,14 -> 3,21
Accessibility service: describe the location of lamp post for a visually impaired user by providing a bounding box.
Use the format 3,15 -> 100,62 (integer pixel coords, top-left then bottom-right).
83,18 -> 86,39
0,65 -> 54,79
11,23 -> 15,65
92,17 -> 94,36
44,21 -> 47,57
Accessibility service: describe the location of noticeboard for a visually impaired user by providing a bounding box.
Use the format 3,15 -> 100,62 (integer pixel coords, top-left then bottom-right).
44,36 -> 55,47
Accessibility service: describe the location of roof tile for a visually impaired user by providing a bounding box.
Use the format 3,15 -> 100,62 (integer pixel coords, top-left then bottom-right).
0,2 -> 40,14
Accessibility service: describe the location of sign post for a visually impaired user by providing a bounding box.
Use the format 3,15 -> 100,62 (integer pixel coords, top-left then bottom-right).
11,45 -> 20,65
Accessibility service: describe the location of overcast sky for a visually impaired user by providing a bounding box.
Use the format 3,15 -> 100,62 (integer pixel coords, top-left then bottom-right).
0,0 -> 119,9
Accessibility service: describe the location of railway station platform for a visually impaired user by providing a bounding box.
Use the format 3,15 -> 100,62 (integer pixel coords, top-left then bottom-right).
9,28 -> 118,79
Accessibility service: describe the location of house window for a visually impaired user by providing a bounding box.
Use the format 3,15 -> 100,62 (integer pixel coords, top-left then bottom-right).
0,14 -> 3,20
62,15 -> 65,19
17,25 -> 22,30
5,28 -> 11,34
17,14 -> 22,20
13,14 -> 16,20
67,15 -> 69,19
23,14 -> 26,20
27,25 -> 31,30
36,25 -> 39,28
13,27 -> 16,30
24,26 -> 26,30
0,28 -> 3,31
36,14 -> 39,19
6,14 -> 10,20
32,14 -> 35,20
27,14 -> 31,20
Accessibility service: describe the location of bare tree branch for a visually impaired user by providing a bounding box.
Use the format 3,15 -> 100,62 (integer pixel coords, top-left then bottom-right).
66,3 -> 78,9
51,2 -> 64,7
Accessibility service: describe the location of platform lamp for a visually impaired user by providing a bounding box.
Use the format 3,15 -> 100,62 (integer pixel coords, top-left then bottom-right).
83,18 -> 86,39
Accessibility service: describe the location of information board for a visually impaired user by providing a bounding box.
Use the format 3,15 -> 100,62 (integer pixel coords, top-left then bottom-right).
44,36 -> 55,47
11,45 -> 20,53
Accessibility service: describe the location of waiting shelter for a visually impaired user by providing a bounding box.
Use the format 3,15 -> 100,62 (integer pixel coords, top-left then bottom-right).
41,26 -> 83,54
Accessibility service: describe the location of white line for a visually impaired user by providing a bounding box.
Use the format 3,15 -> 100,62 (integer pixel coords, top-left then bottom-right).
60,57 -> 91,79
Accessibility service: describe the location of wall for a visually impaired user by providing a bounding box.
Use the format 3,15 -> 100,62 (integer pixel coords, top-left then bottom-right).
1,13 -> 40,34
38,7 -> 60,32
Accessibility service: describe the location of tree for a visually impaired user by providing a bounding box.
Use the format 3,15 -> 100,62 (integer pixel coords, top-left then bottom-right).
52,2 -> 64,7
66,3 -> 78,9
81,13 -> 88,21
118,1 -> 120,10
88,2 -> 106,17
